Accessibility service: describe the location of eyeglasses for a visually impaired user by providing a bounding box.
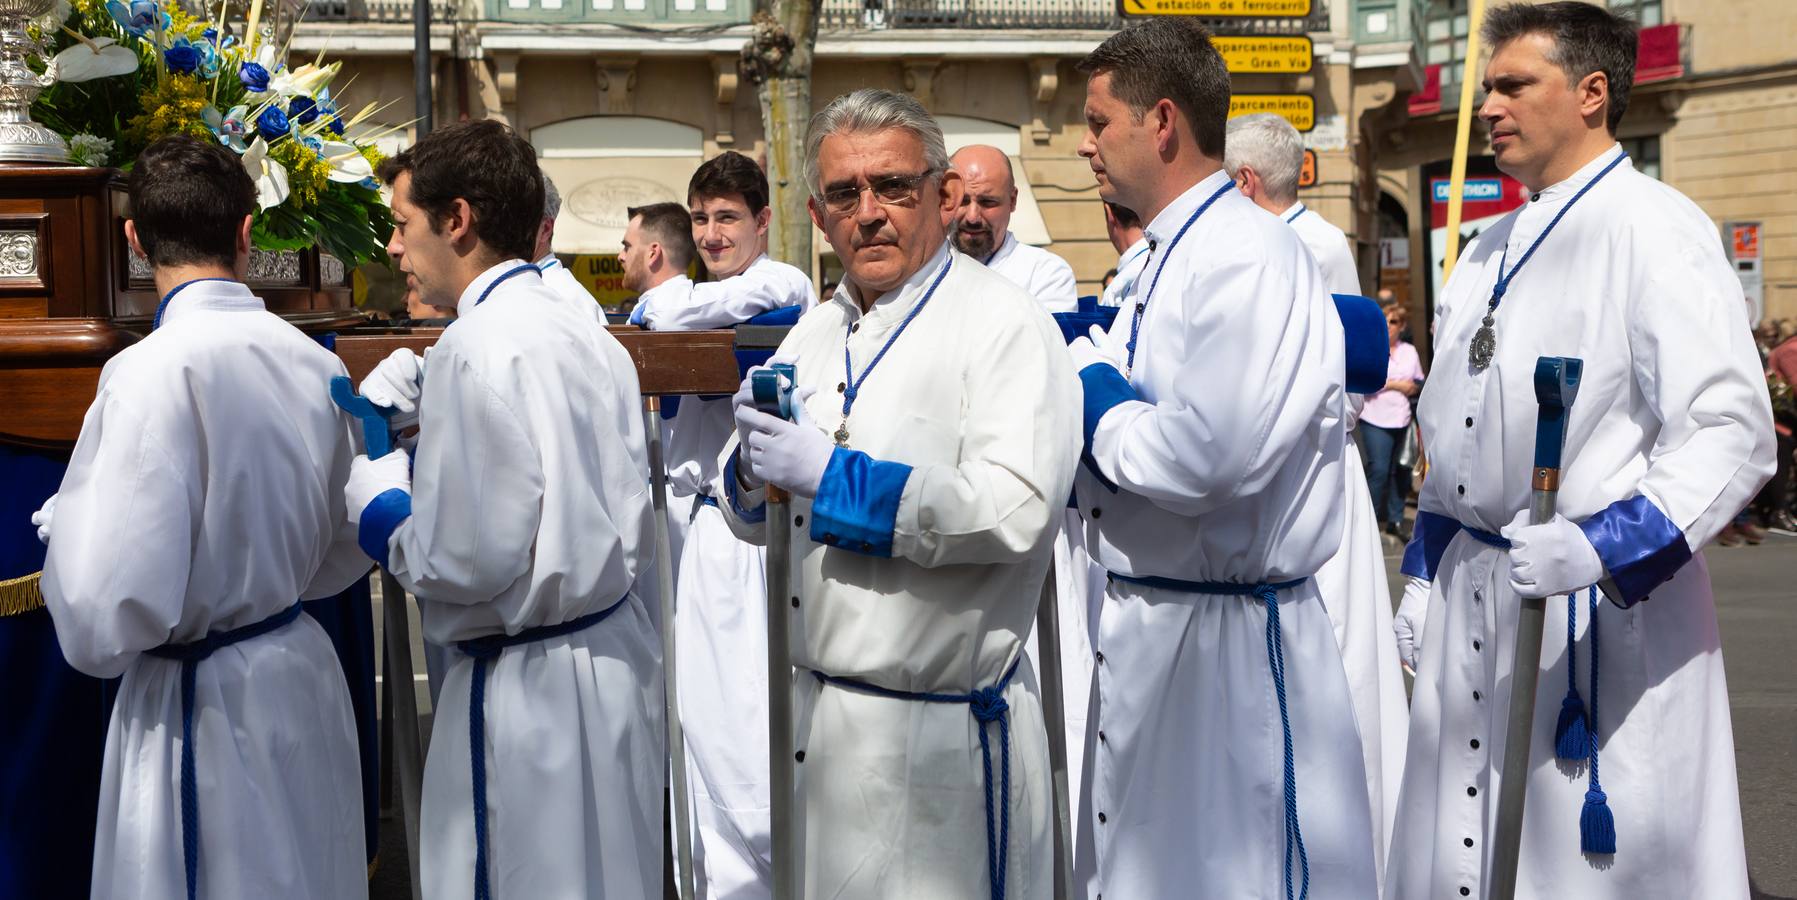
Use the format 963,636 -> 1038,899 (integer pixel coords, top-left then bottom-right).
818,170 -> 935,215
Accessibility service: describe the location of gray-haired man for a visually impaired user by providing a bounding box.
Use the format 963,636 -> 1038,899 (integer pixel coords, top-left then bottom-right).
1225,112 -> 1361,295
714,88 -> 1079,899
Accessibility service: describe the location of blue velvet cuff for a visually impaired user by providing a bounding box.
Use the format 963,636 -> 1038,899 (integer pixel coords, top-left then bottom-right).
809,447 -> 912,558
1578,494 -> 1692,608
1079,362 -> 1137,456
1400,509 -> 1464,581
357,488 -> 412,569
724,447 -> 767,525
1332,293 -> 1391,395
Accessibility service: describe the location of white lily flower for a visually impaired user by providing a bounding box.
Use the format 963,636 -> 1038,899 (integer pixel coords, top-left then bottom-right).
48,37 -> 139,83
241,137 -> 290,210
269,62 -> 339,99
321,140 -> 372,184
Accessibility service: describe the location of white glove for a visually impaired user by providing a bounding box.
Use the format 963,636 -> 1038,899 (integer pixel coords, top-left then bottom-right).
345,450 -> 413,526
359,348 -> 425,429
29,493 -> 55,545
1393,575 -> 1430,674
1501,509 -> 1605,599
739,386 -> 833,498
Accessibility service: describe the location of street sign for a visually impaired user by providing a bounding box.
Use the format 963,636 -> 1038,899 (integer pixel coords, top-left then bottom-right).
1298,149 -> 1317,188
1229,94 -> 1315,131
1119,0 -> 1311,16
1215,36 -> 1314,74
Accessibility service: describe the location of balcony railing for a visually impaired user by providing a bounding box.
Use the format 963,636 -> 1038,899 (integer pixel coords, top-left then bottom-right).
816,0 -> 1332,34
304,0 -> 456,22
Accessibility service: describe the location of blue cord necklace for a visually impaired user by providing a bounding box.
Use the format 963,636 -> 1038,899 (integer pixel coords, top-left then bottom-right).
152,277 -> 235,330
1467,151 -> 1628,370
836,254 -> 953,446
1125,178 -> 1235,374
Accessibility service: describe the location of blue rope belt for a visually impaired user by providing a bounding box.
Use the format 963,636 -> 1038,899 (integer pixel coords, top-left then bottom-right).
455,596 -> 629,900
1110,573 -> 1311,900
812,657 -> 1022,900
145,600 -> 306,900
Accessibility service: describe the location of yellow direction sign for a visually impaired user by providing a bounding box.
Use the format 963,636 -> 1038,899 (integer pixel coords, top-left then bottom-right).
1119,0 -> 1311,16
1215,36 -> 1314,74
1230,94 -> 1315,131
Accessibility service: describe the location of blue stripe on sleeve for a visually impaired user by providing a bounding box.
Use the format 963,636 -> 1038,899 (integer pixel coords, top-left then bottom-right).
1578,494 -> 1692,608
357,489 -> 413,569
808,447 -> 912,558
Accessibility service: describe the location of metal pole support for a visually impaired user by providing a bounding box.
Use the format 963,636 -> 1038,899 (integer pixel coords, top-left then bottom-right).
379,570 -> 427,900
766,484 -> 801,900
1033,566 -> 1076,899
644,396 -> 697,900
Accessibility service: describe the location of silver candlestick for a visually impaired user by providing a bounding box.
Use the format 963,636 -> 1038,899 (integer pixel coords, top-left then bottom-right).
0,0 -> 66,163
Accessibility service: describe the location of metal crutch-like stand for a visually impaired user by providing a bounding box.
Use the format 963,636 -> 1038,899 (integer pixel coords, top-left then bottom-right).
1033,566 -> 1077,899
644,394 -> 698,900
1489,356 -> 1583,900
752,364 -> 803,900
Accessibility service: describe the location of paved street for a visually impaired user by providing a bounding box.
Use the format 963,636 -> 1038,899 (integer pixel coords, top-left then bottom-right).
369,534 -> 1797,899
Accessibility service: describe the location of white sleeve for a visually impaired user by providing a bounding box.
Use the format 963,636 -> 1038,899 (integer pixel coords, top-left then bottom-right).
645,266 -> 812,331
1088,259 -> 1341,516
302,411 -> 375,599
1034,255 -> 1081,314
385,346 -> 544,605
42,392 -> 195,678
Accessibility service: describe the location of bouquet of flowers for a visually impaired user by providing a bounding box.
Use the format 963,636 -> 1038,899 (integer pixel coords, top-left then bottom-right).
30,0 -> 396,268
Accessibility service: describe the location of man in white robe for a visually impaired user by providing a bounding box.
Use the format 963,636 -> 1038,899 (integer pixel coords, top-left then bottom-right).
1225,112 -> 1362,297
1067,21 -> 1376,899
1387,6 -> 1771,898
1099,201 -> 1148,309
349,120 -> 664,900
623,151 -> 814,900
950,144 -> 1080,313
717,88 -> 1078,899
1226,106 -> 1409,890
39,136 -> 369,899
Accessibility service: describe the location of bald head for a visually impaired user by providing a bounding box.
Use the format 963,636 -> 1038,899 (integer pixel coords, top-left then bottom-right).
950,144 -> 1017,259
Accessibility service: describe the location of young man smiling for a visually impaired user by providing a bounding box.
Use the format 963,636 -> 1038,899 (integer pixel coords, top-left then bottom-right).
635,150 -> 814,900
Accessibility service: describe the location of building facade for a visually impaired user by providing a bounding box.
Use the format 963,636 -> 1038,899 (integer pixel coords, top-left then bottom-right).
298,0 -> 1432,308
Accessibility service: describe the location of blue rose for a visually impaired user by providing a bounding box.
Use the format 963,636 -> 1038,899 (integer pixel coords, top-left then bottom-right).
327,116 -> 345,136
163,40 -> 200,75
202,27 -> 217,43
288,96 -> 318,125
255,105 -> 289,140
239,61 -> 269,92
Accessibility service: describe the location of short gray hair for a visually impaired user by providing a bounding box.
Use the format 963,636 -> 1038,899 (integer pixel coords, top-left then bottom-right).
804,89 -> 950,198
542,172 -> 562,221
1224,113 -> 1304,205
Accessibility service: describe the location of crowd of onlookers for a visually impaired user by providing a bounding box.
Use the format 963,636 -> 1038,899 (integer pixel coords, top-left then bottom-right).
1729,318 -> 1797,544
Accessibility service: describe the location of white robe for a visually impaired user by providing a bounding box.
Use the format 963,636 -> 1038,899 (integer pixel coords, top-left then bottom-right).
983,231 -> 1080,313
716,244 -> 1079,899
42,280 -> 369,900
1281,201 -> 1363,296
1072,170 -> 1377,899
384,261 -> 665,900
1387,146 -> 1772,900
1284,201 -> 1409,893
639,253 -> 814,900
1099,236 -> 1151,308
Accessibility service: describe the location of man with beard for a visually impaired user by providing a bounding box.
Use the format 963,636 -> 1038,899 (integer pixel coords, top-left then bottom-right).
949,144 -> 1079,312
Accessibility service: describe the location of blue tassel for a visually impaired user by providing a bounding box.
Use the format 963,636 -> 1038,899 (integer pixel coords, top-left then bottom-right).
1554,693 -> 1589,761
1580,587 -> 1618,856
1553,592 -> 1588,761
1580,787 -> 1616,855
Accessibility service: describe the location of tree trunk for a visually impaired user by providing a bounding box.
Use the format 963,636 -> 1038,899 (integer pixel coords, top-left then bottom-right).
747,2 -> 818,276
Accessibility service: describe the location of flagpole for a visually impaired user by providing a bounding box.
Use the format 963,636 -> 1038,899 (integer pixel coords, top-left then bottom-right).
1441,0 -> 1488,282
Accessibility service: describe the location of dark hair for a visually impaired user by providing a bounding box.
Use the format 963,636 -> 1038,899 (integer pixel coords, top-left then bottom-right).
1078,19 -> 1231,159
128,136 -> 256,269
1105,201 -> 1141,230
377,119 -> 543,262
627,201 -> 697,271
687,151 -> 768,216
1483,1 -> 1637,134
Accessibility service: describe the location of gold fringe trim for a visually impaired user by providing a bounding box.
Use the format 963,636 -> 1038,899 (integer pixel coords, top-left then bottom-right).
0,571 -> 44,617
